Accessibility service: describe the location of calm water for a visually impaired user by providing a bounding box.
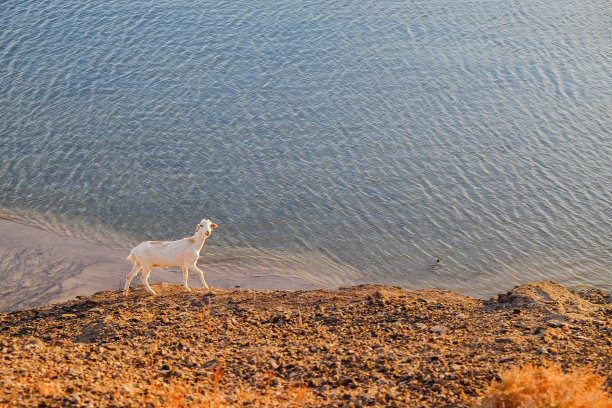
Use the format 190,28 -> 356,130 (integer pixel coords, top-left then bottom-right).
1,0 -> 610,297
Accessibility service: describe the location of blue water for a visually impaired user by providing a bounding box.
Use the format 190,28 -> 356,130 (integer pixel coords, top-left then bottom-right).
1,0 -> 610,297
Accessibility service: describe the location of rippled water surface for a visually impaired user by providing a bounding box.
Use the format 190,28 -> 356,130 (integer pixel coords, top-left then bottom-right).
1,0 -> 610,296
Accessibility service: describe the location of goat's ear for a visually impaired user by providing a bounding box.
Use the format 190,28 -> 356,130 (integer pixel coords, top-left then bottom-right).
211,223 -> 218,229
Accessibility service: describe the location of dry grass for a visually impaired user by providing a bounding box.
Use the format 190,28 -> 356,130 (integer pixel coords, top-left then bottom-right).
479,361 -> 612,408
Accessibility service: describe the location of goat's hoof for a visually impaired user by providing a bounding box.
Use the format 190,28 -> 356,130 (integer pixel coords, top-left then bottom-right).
184,287 -> 192,292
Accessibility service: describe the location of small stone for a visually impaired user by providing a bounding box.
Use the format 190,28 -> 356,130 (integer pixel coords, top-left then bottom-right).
267,358 -> 279,370
534,326 -> 547,335
369,291 -> 389,306
121,385 -> 133,395
546,320 -> 566,328
88,307 -> 104,314
308,377 -> 323,387
444,372 -> 458,380
537,347 -> 548,355
574,335 -> 590,341
431,325 -> 448,336
191,300 -> 206,308
23,338 -> 43,350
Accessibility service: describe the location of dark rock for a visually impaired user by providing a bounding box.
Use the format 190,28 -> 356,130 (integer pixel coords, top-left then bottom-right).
573,288 -> 610,305
534,326 -> 548,335
546,320 -> 567,328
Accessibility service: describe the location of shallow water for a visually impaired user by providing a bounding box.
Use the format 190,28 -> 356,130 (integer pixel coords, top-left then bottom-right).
1,0 -> 610,297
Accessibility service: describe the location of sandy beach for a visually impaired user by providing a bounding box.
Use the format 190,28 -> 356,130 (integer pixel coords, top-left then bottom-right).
0,218 -> 318,313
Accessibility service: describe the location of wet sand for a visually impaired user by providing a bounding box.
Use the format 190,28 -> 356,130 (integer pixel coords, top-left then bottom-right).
0,218 -> 318,312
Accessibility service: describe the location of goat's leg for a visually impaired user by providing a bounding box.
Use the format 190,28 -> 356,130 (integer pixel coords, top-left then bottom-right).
140,267 -> 156,295
182,265 -> 191,292
124,261 -> 142,296
188,262 -> 209,290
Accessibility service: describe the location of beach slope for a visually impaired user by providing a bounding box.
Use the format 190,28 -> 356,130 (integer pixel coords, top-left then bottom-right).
0,281 -> 610,407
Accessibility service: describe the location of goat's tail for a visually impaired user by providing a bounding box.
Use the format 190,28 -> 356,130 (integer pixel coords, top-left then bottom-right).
126,251 -> 135,262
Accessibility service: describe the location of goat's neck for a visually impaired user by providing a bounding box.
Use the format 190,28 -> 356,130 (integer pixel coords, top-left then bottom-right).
191,230 -> 208,252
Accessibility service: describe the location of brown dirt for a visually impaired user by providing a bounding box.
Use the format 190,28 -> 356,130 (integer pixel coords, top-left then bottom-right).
0,281 -> 610,407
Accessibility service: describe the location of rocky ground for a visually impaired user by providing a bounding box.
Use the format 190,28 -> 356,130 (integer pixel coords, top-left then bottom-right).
0,281 -> 610,407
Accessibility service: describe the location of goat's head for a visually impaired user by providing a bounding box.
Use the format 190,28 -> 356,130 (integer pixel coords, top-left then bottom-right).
196,219 -> 217,237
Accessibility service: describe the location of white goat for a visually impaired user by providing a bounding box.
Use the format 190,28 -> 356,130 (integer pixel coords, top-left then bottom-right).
124,219 -> 217,296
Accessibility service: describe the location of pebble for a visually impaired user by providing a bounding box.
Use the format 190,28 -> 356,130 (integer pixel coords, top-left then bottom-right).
431,325 -> 449,336
534,326 -> 547,335
267,358 -> 279,370
574,335 -> 590,341
546,320 -> 567,328
121,385 -> 133,395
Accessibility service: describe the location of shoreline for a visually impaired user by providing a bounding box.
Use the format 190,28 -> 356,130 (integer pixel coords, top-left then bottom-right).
1,217 -> 610,314
0,281 -> 610,407
0,218 -> 320,313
